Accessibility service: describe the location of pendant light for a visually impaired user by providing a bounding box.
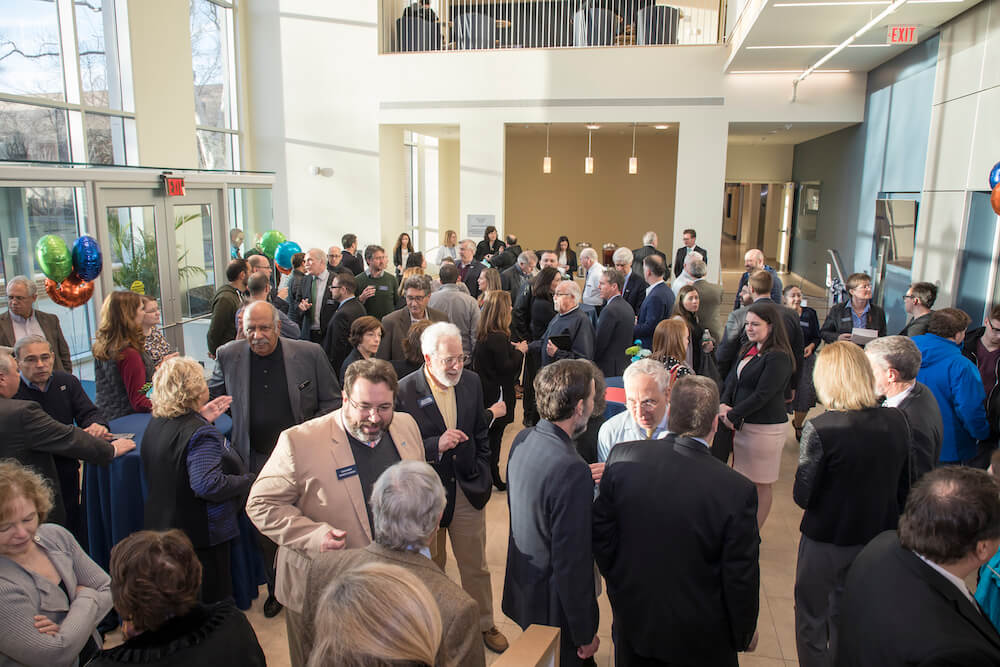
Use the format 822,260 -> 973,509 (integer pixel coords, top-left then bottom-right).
543,124 -> 552,174
585,128 -> 594,174
629,123 -> 638,175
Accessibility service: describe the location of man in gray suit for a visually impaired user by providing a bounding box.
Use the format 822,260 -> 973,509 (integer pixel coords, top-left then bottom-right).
377,275 -> 448,363
208,300 -> 342,617
0,275 -> 73,373
428,262 -> 480,364
689,257 -> 724,344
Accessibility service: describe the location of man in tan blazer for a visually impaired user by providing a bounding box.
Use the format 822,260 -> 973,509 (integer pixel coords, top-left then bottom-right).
246,358 -> 425,667
376,274 -> 448,362
301,460 -> 485,667
0,276 -> 72,373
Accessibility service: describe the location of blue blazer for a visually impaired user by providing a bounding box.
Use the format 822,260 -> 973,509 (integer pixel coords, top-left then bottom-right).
633,282 -> 675,349
621,271 -> 647,315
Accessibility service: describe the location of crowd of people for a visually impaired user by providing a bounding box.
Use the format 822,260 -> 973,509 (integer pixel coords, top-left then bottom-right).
2,225 -> 1000,667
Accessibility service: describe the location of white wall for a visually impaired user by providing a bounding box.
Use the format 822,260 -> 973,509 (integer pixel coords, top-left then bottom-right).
725,144 -> 793,182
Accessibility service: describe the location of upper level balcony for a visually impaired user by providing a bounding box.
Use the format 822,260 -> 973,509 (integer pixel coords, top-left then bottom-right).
377,0 -> 724,54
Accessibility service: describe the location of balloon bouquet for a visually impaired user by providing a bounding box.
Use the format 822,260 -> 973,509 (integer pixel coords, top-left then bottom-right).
261,230 -> 301,276
991,161 -> 1000,216
36,235 -> 102,308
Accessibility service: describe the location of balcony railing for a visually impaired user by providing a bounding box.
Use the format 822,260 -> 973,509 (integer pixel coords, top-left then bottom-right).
379,0 -> 723,54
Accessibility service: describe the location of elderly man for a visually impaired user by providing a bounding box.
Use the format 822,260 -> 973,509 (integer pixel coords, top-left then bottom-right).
354,244 -> 400,320
593,268 -> 634,379
504,360 -> 600,666
326,245 -> 352,276
210,301 -> 341,617
207,258 -> 248,357
673,228 -> 708,278
671,250 -> 703,298
13,335 -> 108,542
247,252 -> 289,312
838,467 -> 1000,665
301,461 -> 485,667
321,272 -> 367,374
500,251 -> 536,300
579,247 -> 604,325
0,275 -> 72,372
0,349 -> 133,527
689,256 -> 724,343
633,255 -> 674,350
395,322 -> 506,653
594,376 -> 760,666
247,358 -> 423,666
236,273 -> 301,340
377,274 -> 448,363
596,359 -> 672,468
866,336 -> 943,485
538,281 -> 594,367
632,231 -> 667,277
734,249 -> 782,308
457,239 -> 485,299
899,282 -> 937,336
429,262 -> 480,364
292,248 -> 338,343
613,247 -> 647,316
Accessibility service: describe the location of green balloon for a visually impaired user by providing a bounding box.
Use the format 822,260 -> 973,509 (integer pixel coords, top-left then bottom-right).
259,230 -> 287,259
36,235 -> 73,283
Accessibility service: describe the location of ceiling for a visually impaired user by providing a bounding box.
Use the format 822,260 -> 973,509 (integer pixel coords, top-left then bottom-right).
727,121 -> 856,144
726,0 -> 981,72
505,123 -> 679,137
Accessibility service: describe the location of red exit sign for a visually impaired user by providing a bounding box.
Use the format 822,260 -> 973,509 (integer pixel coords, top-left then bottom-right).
887,25 -> 918,45
163,175 -> 185,197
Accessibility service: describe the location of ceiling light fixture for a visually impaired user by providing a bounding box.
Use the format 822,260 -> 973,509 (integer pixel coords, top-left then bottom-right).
732,69 -> 850,74
543,124 -> 552,174
585,129 -> 594,174
586,124 -> 601,130
629,123 -> 638,175
654,124 -> 669,130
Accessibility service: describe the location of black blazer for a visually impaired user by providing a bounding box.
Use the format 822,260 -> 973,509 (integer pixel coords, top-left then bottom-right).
674,244 -> 708,277
292,273 -> 339,341
322,297 -> 366,375
793,407 -> 910,546
461,261 -> 484,299
340,250 -> 364,276
502,420 -> 599,650
837,530 -> 1000,667
621,270 -> 647,315
631,245 -> 667,276
721,349 -> 793,427
472,331 -> 522,426
475,238 -> 505,261
896,381 -> 944,484
396,368 -> 491,525
529,295 -> 558,341
820,301 -> 887,343
593,435 -> 759,664
594,295 -> 634,378
559,248 -> 578,275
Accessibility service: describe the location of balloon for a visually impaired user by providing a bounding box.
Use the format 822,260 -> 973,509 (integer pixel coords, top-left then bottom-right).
45,274 -> 95,308
71,236 -> 103,282
990,161 -> 1000,190
274,241 -> 302,270
36,235 -> 73,283
276,264 -> 291,276
259,230 -> 287,259
992,184 -> 1000,216
130,281 -> 145,295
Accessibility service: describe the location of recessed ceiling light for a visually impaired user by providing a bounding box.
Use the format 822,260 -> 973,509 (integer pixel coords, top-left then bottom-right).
654,125 -> 669,130
586,124 -> 601,130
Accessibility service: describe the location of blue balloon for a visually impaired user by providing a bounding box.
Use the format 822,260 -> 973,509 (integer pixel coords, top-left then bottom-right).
274,241 -> 302,271
990,161 -> 1000,190
71,236 -> 103,282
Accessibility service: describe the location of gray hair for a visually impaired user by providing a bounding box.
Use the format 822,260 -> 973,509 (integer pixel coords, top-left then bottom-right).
6,276 -> 36,297
688,258 -> 708,279
243,300 -> 280,330
402,274 -> 432,296
516,251 -> 535,268
13,335 -> 50,359
247,254 -> 269,270
642,231 -> 657,246
371,461 -> 446,550
459,239 -> 476,252
613,247 -> 633,266
623,358 -> 671,395
420,321 -> 462,357
306,247 -> 325,262
580,247 -> 598,262
865,335 -> 922,382
557,280 -> 581,303
0,350 -> 15,375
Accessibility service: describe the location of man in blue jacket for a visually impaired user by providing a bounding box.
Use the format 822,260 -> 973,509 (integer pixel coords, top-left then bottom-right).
914,308 -> 991,466
633,255 -> 674,350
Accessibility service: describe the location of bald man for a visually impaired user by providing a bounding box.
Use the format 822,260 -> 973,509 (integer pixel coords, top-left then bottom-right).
734,249 -> 782,308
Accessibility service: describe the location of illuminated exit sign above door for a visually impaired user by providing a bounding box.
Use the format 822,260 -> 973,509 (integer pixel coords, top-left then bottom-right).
887,26 -> 918,45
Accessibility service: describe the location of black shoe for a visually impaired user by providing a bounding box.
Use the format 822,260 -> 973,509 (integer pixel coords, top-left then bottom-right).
263,595 -> 283,618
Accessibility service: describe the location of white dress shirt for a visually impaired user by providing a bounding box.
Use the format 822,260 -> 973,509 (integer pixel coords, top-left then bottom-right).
916,553 -> 979,609
311,269 -> 330,329
11,311 -> 45,342
882,381 -> 916,408
597,410 -> 670,463
582,262 -> 604,307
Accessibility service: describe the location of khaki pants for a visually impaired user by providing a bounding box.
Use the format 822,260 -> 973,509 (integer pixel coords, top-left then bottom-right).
432,484 -> 495,631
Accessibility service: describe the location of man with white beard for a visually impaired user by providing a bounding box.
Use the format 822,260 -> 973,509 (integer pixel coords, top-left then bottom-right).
395,322 -> 509,655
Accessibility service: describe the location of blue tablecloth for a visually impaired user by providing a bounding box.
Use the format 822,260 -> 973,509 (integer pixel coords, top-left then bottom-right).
604,375 -> 626,419
83,412 -> 264,610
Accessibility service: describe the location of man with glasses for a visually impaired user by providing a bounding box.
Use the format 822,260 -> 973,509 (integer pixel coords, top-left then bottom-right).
614,246 -> 647,315
326,245 -> 353,277
0,275 -> 73,372
396,322 -> 509,655
594,268 -> 634,378
247,358 -> 423,667
355,244 -> 401,320
293,248 -> 337,344
377,274 -> 448,364
539,280 -> 594,367
899,282 -> 937,336
209,301 -> 341,619
322,272 -> 366,374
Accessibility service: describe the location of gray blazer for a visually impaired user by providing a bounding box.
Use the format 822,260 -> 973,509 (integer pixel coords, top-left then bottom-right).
692,279 -> 724,344
208,337 -> 342,463
0,523 -> 112,666
428,284 -> 480,363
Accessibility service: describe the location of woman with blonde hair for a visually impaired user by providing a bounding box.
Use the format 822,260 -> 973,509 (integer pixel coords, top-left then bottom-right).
94,290 -> 154,420
792,341 -> 910,667
650,317 -> 693,382
476,267 -> 502,307
307,562 -> 442,667
140,295 -> 176,368
139,356 -> 252,603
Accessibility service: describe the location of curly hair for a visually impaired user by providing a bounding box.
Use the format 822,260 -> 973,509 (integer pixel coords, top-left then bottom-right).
0,460 -> 54,524
92,291 -> 145,361
151,356 -> 206,419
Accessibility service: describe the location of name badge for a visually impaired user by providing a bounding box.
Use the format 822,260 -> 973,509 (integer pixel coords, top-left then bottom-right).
326,298 -> 337,305
377,285 -> 389,291
418,396 -> 434,408
336,465 -> 358,480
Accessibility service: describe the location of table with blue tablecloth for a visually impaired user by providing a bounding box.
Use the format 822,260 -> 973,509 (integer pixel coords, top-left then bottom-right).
83,412 -> 266,610
605,375 -> 625,419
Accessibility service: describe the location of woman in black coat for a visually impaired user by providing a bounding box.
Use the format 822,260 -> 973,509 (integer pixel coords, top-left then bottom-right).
473,291 -> 525,490
555,235 -> 578,276
820,272 -> 886,344
792,341 -> 910,667
475,225 -> 505,262
719,301 -> 795,529
521,267 -> 562,427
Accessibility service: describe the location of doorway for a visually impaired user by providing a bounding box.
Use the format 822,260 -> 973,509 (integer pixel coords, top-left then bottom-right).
720,182 -> 791,271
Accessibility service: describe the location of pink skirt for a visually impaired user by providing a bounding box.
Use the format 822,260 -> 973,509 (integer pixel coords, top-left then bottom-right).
732,422 -> 788,484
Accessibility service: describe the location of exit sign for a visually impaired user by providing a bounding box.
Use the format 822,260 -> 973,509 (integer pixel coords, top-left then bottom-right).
163,175 -> 185,197
887,25 -> 918,45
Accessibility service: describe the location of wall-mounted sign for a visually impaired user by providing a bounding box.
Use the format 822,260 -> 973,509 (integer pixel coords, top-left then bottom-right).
163,175 -> 186,197
887,26 -> 918,45
467,214 -> 495,238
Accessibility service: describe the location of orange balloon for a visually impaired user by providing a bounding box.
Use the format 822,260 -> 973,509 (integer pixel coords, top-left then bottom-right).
992,184 -> 1000,216
276,263 -> 291,276
45,274 -> 95,308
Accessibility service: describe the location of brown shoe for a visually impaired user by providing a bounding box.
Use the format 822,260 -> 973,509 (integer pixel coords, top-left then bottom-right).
483,626 -> 509,653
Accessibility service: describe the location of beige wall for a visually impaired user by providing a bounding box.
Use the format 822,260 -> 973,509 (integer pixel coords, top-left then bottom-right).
725,144 -> 793,183
438,138 -> 460,240
504,129 -> 678,256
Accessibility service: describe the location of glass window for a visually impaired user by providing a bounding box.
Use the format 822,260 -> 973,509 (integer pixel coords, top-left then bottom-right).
195,128 -> 237,170
75,0 -> 133,112
190,0 -> 237,130
173,204 -> 217,320
0,0 -> 65,101
228,187 -> 273,257
107,205 -> 161,300
84,112 -> 137,165
0,101 -> 70,161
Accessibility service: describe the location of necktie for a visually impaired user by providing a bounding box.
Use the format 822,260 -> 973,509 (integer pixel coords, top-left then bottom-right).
646,428 -> 654,439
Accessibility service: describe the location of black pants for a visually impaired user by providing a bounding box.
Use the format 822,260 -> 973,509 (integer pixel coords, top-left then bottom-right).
522,348 -> 542,426
711,424 -> 734,464
488,418 -> 511,483
250,450 -> 278,596
195,540 -> 233,604
54,455 -> 84,545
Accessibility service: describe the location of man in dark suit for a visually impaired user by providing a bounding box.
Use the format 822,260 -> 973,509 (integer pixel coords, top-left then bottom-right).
503,360 -> 600,667
377,274 -> 448,363
633,255 -> 674,349
500,251 -> 536,299
734,249 -> 782,309
539,281 -> 594,366
594,268 -> 634,378
594,375 -> 760,666
492,234 -> 522,272
632,231 -> 668,278
866,336 -> 944,484
322,272 -> 367,373
458,239 -> 485,299
613,247 -> 646,316
292,248 -> 339,343
395,322 -> 508,654
837,467 -> 1000,666
340,233 -> 364,276
0,350 -> 133,527
673,228 -> 708,278
0,275 -> 73,373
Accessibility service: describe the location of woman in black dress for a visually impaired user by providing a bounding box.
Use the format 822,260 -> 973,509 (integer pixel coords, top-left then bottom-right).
521,266 -> 562,427
784,285 -> 821,439
554,235 -> 578,276
392,232 -> 415,279
473,291 -> 525,490
475,225 -> 505,262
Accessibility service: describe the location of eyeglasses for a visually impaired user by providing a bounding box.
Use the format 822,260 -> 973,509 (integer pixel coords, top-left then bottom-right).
21,354 -> 52,364
554,291 -> 574,297
6,295 -> 31,302
404,294 -> 428,302
434,354 -> 464,367
903,294 -> 915,301
626,398 -> 661,411
346,396 -> 393,417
